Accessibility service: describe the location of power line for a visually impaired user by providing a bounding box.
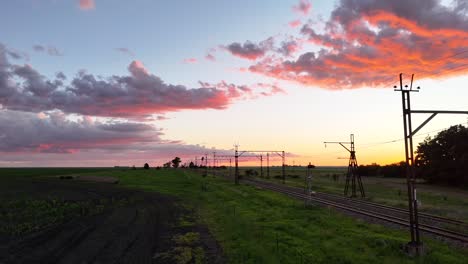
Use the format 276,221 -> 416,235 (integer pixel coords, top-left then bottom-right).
359,122 -> 467,150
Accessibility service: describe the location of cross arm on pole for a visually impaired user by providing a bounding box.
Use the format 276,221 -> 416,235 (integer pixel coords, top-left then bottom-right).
411,110 -> 468,114
409,110 -> 468,137
323,141 -> 352,153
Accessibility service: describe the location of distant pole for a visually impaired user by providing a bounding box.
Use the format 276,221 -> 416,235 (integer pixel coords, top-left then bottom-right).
205,153 -> 208,176
306,162 -> 314,199
282,151 -> 286,184
213,151 -> 216,176
235,145 -> 239,185
260,155 -> 263,177
267,153 -> 270,178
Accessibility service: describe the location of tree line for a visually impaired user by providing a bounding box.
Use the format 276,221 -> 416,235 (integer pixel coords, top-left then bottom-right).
358,125 -> 468,188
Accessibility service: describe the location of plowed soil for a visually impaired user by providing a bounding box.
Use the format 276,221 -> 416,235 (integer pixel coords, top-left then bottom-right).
0,177 -> 223,264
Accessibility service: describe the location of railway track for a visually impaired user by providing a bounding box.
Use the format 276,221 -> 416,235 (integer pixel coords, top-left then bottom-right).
243,178 -> 468,244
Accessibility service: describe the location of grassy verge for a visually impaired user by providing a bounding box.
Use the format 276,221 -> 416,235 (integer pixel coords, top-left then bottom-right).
235,166 -> 468,222
90,168 -> 467,263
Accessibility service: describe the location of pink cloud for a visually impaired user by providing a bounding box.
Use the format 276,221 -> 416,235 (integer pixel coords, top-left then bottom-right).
79,0 -> 95,10
198,81 -> 285,99
205,53 -> 216,61
183,58 -> 198,64
289,20 -> 302,28
293,0 -> 311,16
0,47 -> 257,119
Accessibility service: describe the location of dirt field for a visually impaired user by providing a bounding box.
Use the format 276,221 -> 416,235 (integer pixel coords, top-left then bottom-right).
0,176 -> 223,263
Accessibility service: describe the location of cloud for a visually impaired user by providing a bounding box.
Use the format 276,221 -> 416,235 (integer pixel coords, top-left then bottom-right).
6,49 -> 29,61
156,115 -> 169,121
205,53 -> 216,61
0,110 -> 160,153
0,110 -> 235,165
278,39 -> 301,57
198,81 -> 285,99
247,0 -> 468,89
33,45 -> 63,56
205,47 -> 217,61
79,0 -> 95,10
0,142 -> 233,167
289,20 -> 302,28
115,48 -> 135,56
224,37 -> 274,60
293,0 -> 311,15
183,58 -> 197,64
0,45 -> 253,119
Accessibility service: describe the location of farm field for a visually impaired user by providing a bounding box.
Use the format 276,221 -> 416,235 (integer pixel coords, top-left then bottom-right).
228,166 -> 468,222
1,167 -> 467,263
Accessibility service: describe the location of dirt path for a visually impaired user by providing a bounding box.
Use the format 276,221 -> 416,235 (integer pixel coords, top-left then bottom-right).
0,178 -> 224,263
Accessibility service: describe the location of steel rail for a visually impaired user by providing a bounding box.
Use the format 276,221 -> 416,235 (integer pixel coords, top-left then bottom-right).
244,179 -> 468,243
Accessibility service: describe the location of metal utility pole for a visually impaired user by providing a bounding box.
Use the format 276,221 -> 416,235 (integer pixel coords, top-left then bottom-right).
267,153 -> 270,178
260,155 -> 263,177
212,155 -> 234,178
234,145 -> 239,185
236,150 -> 286,183
204,154 -> 208,176
324,134 -> 365,198
213,152 -> 216,176
305,162 -> 315,203
282,151 -> 286,184
394,73 -> 468,255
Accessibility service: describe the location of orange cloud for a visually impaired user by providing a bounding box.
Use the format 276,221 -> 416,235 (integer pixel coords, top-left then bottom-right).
245,0 -> 468,89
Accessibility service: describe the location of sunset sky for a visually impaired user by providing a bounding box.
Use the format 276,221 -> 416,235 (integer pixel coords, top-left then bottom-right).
0,0 -> 467,167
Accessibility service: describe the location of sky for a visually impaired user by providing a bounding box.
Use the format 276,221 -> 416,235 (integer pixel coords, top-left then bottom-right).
0,0 -> 467,167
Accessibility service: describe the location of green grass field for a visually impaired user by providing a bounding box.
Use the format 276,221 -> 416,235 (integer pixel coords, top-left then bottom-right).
2,168 -> 467,263
233,166 -> 468,222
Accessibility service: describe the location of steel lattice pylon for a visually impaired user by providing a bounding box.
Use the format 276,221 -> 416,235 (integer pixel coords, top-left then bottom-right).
325,134 -> 365,198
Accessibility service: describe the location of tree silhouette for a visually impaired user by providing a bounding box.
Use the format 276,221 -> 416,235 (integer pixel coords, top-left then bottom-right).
416,125 -> 468,187
189,161 -> 196,168
171,157 -> 181,168
144,163 -> 150,169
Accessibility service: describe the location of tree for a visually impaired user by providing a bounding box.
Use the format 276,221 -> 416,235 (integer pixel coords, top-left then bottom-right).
144,163 -> 150,169
415,125 -> 468,187
189,161 -> 196,169
163,162 -> 171,168
171,157 -> 181,168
